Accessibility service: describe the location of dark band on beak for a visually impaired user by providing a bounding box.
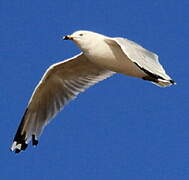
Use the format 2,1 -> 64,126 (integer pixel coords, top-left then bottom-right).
63,35 -> 73,40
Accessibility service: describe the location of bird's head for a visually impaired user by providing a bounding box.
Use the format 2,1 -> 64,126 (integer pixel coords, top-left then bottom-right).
63,30 -> 106,53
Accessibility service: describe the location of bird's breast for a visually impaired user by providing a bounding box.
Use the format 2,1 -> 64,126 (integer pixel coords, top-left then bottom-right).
85,42 -> 120,69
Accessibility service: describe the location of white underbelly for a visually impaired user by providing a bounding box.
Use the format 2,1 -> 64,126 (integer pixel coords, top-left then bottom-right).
85,45 -> 146,78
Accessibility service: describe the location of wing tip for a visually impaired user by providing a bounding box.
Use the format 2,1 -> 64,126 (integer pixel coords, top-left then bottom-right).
170,79 -> 176,85
32,135 -> 39,146
11,135 -> 38,153
11,107 -> 39,153
10,141 -> 28,153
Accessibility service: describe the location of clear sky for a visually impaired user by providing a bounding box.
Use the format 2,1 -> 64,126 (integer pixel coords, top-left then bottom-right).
1,0 -> 189,179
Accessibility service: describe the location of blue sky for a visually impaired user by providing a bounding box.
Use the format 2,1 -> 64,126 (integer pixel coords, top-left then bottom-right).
1,0 -> 189,179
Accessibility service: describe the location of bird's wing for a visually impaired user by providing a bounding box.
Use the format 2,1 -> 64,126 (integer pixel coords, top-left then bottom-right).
11,53 -> 114,153
105,37 -> 174,86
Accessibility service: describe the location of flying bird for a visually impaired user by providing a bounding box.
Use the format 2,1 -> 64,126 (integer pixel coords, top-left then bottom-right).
11,30 -> 175,153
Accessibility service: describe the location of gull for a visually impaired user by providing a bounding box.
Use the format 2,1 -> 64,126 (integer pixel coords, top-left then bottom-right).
11,30 -> 175,153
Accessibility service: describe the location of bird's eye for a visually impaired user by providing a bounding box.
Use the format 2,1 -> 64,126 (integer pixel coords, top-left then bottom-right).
79,33 -> 83,36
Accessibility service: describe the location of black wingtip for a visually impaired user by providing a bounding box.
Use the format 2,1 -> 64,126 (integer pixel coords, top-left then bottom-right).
32,135 -> 38,146
22,142 -> 28,150
11,108 -> 29,153
170,79 -> 176,85
11,108 -> 40,153
15,149 -> 21,154
11,141 -> 28,153
11,138 -> 38,153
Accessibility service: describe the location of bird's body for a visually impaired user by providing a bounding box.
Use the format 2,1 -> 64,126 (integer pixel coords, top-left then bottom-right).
83,36 -> 146,78
11,30 -> 175,153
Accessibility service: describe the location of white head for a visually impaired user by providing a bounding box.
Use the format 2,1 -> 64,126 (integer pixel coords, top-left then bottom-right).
63,30 -> 106,53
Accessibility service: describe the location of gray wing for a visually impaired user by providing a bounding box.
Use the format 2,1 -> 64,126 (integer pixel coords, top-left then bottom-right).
11,53 -> 114,153
110,37 -> 175,86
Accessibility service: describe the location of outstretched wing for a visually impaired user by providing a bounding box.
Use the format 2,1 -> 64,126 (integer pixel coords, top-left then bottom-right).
107,37 -> 175,87
11,53 -> 114,153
